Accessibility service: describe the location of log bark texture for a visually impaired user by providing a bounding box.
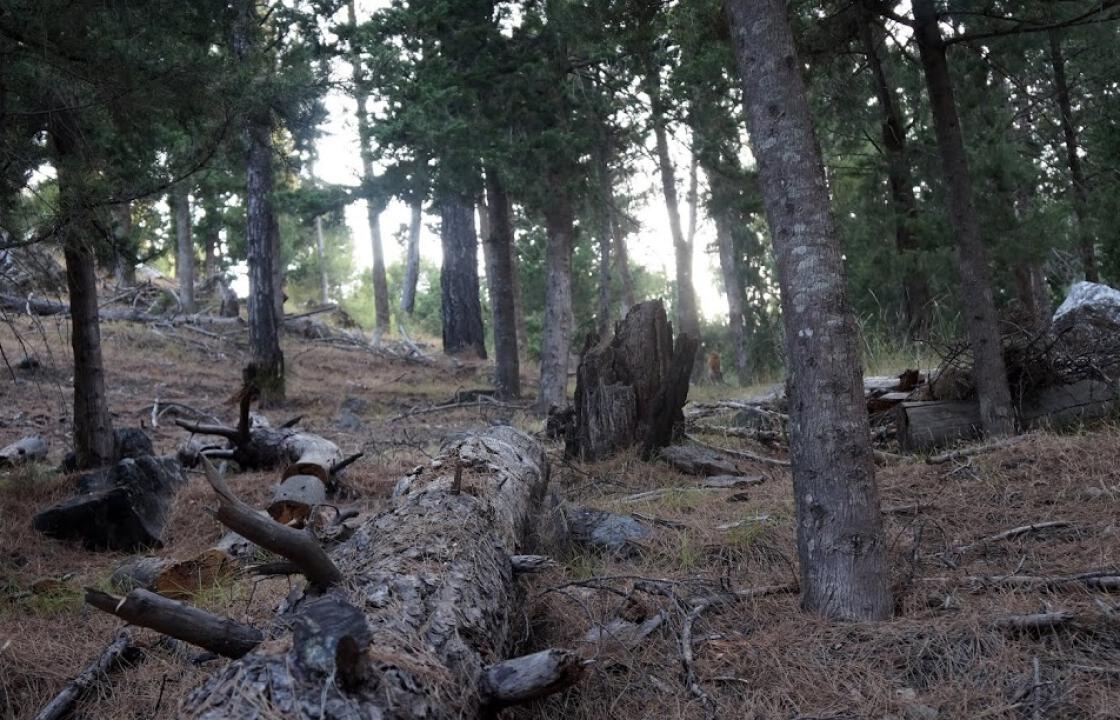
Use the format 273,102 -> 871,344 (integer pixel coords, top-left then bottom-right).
178,426 -> 564,719
483,169 -> 521,399
566,300 -> 697,461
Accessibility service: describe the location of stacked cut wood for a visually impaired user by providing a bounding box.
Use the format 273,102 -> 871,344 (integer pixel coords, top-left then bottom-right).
566,299 -> 699,461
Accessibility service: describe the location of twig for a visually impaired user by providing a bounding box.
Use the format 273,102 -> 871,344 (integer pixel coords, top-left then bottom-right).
32,630 -> 139,720
174,418 -> 239,440
330,452 -> 364,475
389,397 -> 532,422
956,520 -> 1073,553
993,610 -> 1075,633
680,599 -> 717,718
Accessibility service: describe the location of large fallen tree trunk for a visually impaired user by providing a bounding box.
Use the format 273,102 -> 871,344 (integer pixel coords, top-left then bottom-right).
166,425 -> 579,719
567,300 -> 699,461
897,379 -> 1118,451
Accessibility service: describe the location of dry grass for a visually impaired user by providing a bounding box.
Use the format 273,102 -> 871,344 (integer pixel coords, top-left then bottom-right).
3,315 -> 1120,719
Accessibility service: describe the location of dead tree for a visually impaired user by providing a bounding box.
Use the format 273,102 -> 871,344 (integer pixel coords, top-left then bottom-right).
566,300 -> 699,461
104,426 -> 582,718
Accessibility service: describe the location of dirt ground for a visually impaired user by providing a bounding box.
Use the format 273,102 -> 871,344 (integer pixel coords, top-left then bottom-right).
2,314 -> 1119,719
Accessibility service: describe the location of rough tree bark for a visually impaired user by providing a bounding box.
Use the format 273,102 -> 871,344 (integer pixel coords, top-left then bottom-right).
713,212 -> 750,386
483,169 -> 520,399
567,300 -> 698,461
1047,28 -> 1098,283
348,0 -> 391,340
857,1 -> 931,336
110,202 -> 135,288
726,0 -> 892,620
643,58 -> 700,343
173,426 -> 580,719
536,184 -> 575,415
199,191 -> 220,281
439,195 -> 487,358
233,0 -> 284,403
912,0 -> 1013,438
49,107 -> 115,469
171,182 -> 195,314
401,200 -> 422,314
314,213 -> 329,304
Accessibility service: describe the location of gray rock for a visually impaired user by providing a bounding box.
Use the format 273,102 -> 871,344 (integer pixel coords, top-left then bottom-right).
565,506 -> 652,554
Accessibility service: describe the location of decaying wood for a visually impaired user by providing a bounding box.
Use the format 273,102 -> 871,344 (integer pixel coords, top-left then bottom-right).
480,649 -> 583,708
267,474 -> 326,527
110,549 -> 235,598
926,435 -> 1027,464
175,389 -> 344,483
899,379 -> 1118,451
567,300 -> 698,461
202,456 -> 342,589
683,434 -> 791,467
993,611 -> 1075,633
179,426 -> 580,719
510,554 -> 559,573
32,630 -> 139,720
659,444 -> 739,477
0,435 -> 47,467
956,520 -> 1073,554
85,588 -> 262,659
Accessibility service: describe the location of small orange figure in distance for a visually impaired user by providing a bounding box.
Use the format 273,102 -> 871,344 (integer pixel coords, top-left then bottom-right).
707,351 -> 724,384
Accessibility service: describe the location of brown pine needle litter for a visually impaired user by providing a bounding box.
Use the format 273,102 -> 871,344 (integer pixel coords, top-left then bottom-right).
3,319 -> 1120,719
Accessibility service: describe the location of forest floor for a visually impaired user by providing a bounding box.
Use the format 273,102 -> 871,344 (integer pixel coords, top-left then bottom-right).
1,314 -> 1118,719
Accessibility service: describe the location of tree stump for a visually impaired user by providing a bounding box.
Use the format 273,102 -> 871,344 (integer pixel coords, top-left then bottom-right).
567,300 -> 699,461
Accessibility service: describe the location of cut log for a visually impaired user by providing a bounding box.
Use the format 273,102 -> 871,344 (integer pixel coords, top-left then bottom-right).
898,380 -> 1118,451
33,456 -> 186,550
659,444 -> 739,476
565,505 -> 652,554
178,426 -> 581,718
32,630 -> 140,720
267,474 -> 326,527
567,300 -> 698,461
0,435 -> 47,467
85,588 -> 262,659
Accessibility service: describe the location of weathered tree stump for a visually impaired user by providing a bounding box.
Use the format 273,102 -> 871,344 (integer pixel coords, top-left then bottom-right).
567,300 -> 699,461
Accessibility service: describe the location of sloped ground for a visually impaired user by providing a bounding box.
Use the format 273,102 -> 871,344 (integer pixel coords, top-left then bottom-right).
2,315 -> 1118,718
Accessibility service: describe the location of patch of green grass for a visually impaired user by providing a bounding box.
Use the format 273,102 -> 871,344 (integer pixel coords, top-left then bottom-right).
675,534 -> 701,572
0,462 -> 56,490
565,551 -> 602,581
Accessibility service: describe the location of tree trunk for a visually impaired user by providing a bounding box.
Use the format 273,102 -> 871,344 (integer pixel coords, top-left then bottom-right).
110,202 -> 135,288
367,199 -> 390,342
172,183 -> 195,314
483,169 -> 520,399
714,212 -> 750,386
912,0 -> 1013,438
50,108 -> 115,470
615,230 -> 637,314
314,214 -> 329,304
348,0 -> 391,339
176,427 -> 580,718
200,192 -> 220,281
536,187 -> 575,415
644,60 -> 700,342
439,195 -> 487,358
401,200 -> 422,314
726,0 -> 892,620
233,0 -> 284,403
594,141 -> 614,339
510,226 -> 530,360
1047,28 -> 1098,282
857,1 -> 932,336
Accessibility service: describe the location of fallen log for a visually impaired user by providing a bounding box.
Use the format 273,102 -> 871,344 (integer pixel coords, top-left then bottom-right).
176,426 -> 581,719
0,435 -> 47,467
32,630 -> 140,720
898,379 -> 1119,451
175,386 -> 344,484
85,588 -> 262,659
682,434 -> 791,468
267,474 -> 327,527
660,444 -> 739,477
